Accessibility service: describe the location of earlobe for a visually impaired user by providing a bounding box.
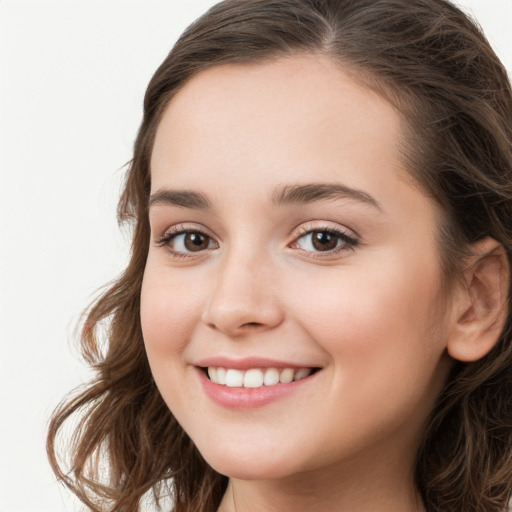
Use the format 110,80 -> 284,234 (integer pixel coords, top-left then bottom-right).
447,238 -> 509,362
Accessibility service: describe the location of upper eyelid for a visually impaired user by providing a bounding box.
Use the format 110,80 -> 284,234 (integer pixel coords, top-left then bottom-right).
157,223 -> 215,239
292,220 -> 359,240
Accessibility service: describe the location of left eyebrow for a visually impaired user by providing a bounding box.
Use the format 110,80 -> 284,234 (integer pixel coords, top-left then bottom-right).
271,182 -> 382,211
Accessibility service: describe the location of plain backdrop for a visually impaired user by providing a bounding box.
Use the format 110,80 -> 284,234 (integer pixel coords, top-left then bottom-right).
1,1 -> 511,511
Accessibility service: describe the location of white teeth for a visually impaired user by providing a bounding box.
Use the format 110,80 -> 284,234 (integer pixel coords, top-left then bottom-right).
225,369 -> 244,387
263,367 -> 280,386
244,368 -> 264,388
279,368 -> 294,384
206,366 -> 315,388
216,367 -> 227,385
207,367 -> 217,381
293,368 -> 311,381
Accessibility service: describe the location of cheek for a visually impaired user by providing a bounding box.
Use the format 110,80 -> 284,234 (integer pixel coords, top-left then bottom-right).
285,251 -> 447,385
286,263 -> 449,450
140,262 -> 203,360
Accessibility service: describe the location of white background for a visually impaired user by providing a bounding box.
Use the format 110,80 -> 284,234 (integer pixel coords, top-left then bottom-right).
1,1 -> 511,511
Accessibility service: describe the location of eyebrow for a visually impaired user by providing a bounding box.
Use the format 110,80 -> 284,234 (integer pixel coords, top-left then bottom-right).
148,182 -> 381,211
149,189 -> 212,210
271,182 -> 381,210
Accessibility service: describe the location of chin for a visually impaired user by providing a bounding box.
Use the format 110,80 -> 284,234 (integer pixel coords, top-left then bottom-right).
198,442 -> 302,481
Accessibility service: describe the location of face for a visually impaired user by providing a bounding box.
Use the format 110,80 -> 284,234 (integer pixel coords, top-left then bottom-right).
141,56 -> 454,482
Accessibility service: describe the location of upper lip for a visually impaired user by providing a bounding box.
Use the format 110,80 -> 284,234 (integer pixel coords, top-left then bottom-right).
195,356 -> 321,370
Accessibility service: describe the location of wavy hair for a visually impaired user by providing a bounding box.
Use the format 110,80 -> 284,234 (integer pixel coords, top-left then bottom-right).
47,1 -> 512,511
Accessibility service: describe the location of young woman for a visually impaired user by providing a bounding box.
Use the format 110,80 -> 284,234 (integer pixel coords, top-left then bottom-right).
47,1 -> 512,511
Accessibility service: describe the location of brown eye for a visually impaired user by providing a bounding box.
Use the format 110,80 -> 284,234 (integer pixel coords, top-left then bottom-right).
184,232 -> 210,252
293,228 -> 357,255
160,230 -> 218,255
311,231 -> 338,251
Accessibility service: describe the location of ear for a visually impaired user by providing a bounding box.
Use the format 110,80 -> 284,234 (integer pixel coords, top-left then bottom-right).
447,238 -> 509,362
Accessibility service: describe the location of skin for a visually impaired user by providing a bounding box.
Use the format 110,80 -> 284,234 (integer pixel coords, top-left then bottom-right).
141,55 -> 461,512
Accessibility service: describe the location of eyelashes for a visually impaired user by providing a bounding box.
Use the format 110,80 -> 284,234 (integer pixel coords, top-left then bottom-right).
155,225 -> 218,259
156,229 -> 217,253
155,223 -> 358,260
290,226 -> 358,256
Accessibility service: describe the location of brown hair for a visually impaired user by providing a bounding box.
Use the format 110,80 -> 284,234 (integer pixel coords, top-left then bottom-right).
47,1 -> 512,511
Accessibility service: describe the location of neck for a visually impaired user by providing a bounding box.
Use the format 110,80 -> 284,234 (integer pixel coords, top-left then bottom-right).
217,452 -> 426,512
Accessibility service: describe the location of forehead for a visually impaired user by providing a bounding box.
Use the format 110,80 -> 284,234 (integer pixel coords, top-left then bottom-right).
151,55 -> 405,188
148,55 -> 437,235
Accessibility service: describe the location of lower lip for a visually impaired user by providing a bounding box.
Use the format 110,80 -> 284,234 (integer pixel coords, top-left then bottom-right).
198,368 -> 317,409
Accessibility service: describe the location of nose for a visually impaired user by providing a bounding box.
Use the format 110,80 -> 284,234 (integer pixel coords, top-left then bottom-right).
201,249 -> 284,337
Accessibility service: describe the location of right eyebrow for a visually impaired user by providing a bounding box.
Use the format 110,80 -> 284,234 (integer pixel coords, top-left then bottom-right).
148,189 -> 212,210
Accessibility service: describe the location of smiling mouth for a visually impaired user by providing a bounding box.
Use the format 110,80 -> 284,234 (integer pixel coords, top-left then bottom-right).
201,366 -> 320,388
